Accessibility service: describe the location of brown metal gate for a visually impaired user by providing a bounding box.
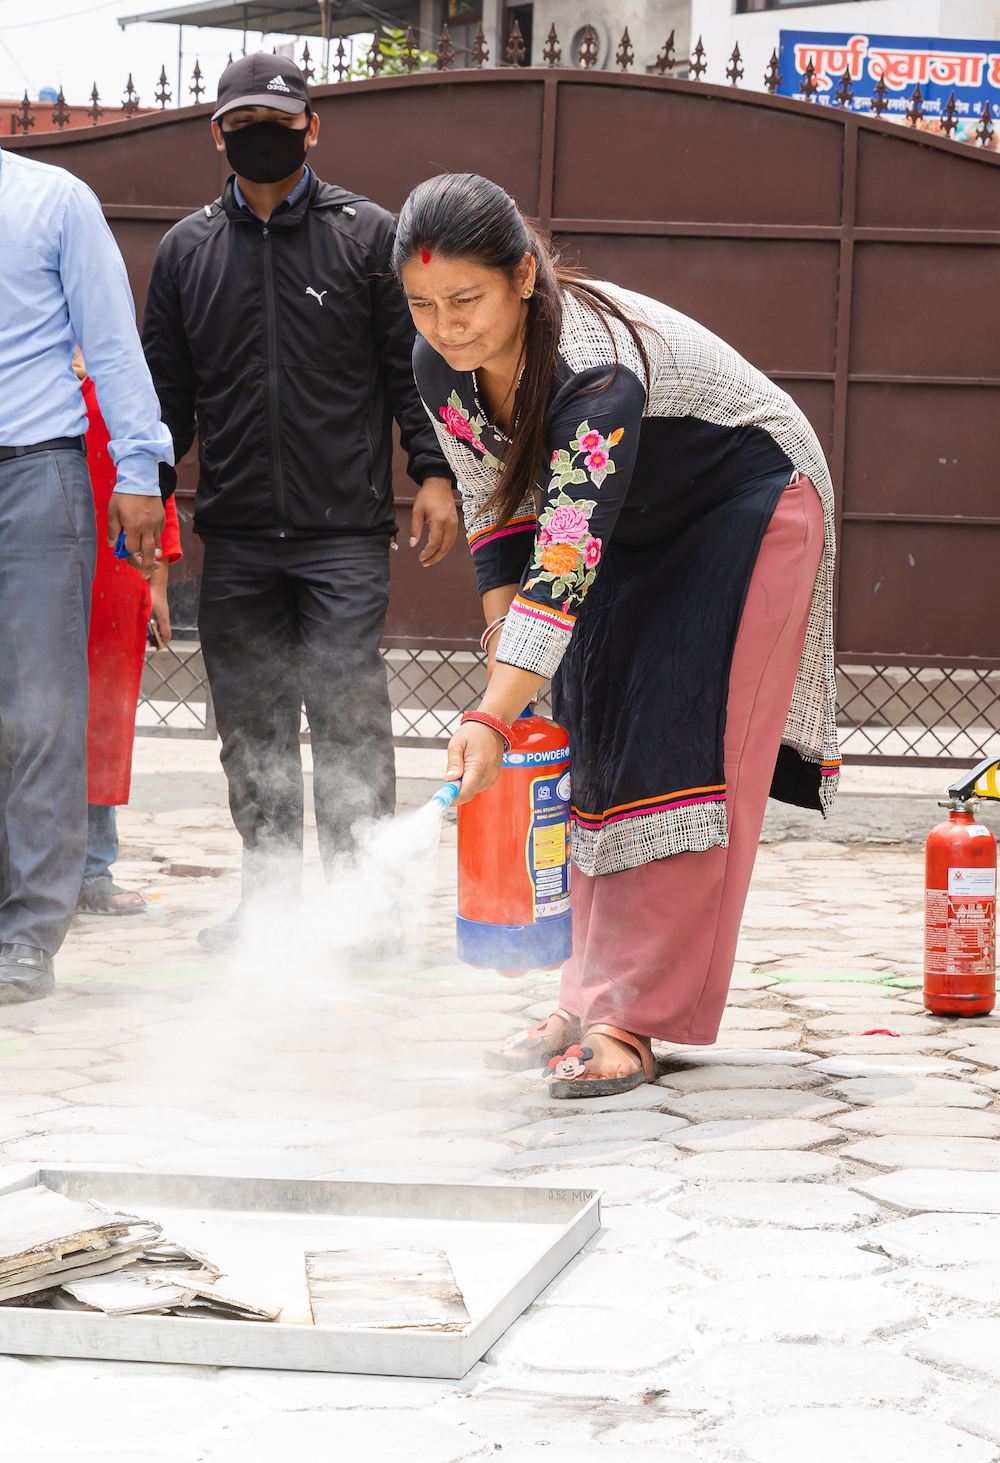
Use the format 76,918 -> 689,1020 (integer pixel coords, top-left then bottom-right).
10,70 -> 1000,762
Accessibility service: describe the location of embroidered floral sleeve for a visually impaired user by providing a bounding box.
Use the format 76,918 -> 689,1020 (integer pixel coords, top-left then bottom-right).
495,364 -> 645,680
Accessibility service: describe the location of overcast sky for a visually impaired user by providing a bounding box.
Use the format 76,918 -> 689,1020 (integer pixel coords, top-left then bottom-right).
0,0 -> 367,110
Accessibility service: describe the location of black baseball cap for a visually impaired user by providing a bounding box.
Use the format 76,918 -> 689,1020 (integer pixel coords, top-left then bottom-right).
212,53 -> 310,122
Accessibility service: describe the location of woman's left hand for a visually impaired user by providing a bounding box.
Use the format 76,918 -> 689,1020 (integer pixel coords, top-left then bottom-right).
445,721 -> 506,804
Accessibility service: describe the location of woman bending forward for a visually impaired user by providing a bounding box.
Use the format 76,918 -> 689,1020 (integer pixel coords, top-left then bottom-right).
395,174 -> 839,1099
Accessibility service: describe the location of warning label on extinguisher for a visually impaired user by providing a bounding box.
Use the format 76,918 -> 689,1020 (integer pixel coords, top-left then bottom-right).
925,884 -> 996,976
527,771 -> 571,920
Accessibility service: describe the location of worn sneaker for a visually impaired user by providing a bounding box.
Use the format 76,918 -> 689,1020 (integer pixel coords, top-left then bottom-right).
0,945 -> 55,1004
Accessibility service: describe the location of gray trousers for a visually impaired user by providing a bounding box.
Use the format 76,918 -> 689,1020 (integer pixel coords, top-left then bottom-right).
0,449 -> 96,953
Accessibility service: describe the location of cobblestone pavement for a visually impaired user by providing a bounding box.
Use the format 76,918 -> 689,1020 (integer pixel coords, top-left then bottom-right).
2,743 -> 1000,1460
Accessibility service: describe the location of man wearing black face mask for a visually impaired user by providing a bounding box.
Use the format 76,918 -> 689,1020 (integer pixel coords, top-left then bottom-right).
142,54 -> 456,952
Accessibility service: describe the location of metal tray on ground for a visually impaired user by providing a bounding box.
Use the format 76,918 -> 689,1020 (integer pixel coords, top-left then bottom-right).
0,1167 -> 600,1378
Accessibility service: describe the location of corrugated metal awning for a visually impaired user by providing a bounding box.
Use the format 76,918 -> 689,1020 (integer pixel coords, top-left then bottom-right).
117,0 -> 419,38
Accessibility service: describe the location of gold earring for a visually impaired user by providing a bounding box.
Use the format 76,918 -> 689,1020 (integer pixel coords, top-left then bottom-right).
524,288 -> 533,298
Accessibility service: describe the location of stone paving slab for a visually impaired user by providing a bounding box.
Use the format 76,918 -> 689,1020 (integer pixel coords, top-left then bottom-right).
804,1014 -> 945,1036
809,1055 -> 977,1078
950,1387 -> 1000,1447
806,1035 -> 974,1055
583,1205 -> 698,1251
869,1213 -> 1000,1265
671,1181 -> 882,1229
660,1342 -> 948,1419
952,1047 -> 1000,1068
833,1109 -> 1000,1138
855,1169 -> 1000,1213
842,1136 -> 1000,1171
669,1150 -> 846,1183
657,1090 -> 848,1122
712,1407 -> 999,1463
674,1228 -> 892,1279
898,1263 -> 1000,1307
907,1320 -> 1000,1386
488,1305 -> 691,1376
824,1076 -> 993,1108
492,1140 -> 654,1172
667,1276 -> 923,1344
673,1119 -> 840,1152
506,1111 -> 688,1149
656,1065 -> 828,1092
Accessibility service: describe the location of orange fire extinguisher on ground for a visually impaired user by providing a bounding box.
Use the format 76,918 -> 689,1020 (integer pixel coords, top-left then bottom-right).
455,709 -> 572,977
924,756 -> 1000,1016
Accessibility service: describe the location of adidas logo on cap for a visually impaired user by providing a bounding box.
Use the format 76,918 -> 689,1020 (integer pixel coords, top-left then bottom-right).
266,75 -> 291,91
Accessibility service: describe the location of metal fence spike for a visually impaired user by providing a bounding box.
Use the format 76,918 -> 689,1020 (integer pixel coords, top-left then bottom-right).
154,66 -> 172,109
87,83 -> 103,126
798,58 -> 818,101
542,24 -> 560,68
726,43 -> 743,87
578,24 -> 598,70
51,86 -> 71,128
940,89 -> 959,138
977,99 -> 995,146
122,73 -> 141,117
333,38 -> 349,82
506,18 -> 526,66
870,73 -> 889,116
653,29 -> 675,76
471,22 -> 488,68
300,42 -> 314,83
402,25 -> 420,72
832,65 -> 853,109
905,82 -> 924,127
763,48 -> 782,93
13,90 -> 35,133
367,28 -> 386,76
616,28 -> 634,73
436,23 -> 455,70
189,60 -> 204,103
690,36 -> 707,82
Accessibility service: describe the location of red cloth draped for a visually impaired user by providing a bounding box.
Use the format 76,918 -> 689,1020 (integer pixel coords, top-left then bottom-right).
82,376 -> 182,805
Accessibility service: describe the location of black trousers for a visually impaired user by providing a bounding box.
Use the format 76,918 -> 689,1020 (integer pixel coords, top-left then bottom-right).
198,534 -> 395,897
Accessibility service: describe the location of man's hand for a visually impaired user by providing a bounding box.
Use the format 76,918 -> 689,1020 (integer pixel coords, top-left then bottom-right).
409,477 -> 458,567
108,492 -> 165,580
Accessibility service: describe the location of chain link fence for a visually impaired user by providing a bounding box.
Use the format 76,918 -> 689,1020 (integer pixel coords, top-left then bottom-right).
137,638 -> 1000,768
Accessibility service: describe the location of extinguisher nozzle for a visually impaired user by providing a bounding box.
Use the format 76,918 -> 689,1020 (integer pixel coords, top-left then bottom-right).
429,780 -> 462,811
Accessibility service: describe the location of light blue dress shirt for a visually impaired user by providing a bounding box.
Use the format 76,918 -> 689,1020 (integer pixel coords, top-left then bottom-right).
0,145 -> 172,496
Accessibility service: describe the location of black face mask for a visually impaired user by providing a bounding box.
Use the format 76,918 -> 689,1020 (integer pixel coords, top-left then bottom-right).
223,120 -> 309,185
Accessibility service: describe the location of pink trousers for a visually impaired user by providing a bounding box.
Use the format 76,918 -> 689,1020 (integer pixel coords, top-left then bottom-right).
559,479 -> 826,1044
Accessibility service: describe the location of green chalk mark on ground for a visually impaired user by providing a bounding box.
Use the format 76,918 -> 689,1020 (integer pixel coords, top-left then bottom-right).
766,972 -> 895,984
885,976 -> 924,988
0,1038 -> 28,1062
58,965 -> 230,988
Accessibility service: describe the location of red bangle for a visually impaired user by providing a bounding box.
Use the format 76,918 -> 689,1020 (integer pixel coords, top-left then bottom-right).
460,710 -> 514,751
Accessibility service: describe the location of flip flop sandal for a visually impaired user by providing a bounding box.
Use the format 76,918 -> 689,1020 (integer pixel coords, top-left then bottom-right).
546,1024 -> 656,1100
483,1008 -> 582,1071
76,878 -> 147,917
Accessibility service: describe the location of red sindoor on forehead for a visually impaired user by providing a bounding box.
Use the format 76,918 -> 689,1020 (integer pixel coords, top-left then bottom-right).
420,248 -> 432,264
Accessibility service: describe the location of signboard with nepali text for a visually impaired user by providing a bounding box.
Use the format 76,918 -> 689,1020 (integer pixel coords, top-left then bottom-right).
778,30 -> 1000,146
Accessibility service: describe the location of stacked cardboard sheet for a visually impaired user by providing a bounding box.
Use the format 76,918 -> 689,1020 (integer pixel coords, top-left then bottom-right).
0,1186 -> 277,1321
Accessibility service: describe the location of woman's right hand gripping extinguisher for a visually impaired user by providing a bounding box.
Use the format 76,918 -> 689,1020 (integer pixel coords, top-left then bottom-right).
924,755 -> 1000,1015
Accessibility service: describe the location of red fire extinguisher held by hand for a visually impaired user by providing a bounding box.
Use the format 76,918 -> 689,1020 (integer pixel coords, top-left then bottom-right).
924,756 -> 1000,1016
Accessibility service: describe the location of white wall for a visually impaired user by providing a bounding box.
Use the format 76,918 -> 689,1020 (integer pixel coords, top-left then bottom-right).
689,0 -> 1000,91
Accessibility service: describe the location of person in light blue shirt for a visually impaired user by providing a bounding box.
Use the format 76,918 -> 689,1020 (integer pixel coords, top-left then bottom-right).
0,142 -> 173,1005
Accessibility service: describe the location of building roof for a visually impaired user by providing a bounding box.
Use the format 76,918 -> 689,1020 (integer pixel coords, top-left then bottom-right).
117,0 -> 419,40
